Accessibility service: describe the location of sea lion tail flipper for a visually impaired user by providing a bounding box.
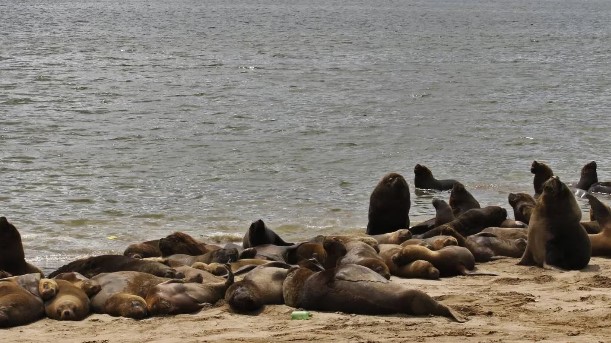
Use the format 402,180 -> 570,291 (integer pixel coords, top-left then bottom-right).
460,266 -> 498,276
409,290 -> 467,323
224,264 -> 234,286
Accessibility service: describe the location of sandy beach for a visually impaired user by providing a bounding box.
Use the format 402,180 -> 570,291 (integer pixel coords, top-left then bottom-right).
3,256 -> 611,343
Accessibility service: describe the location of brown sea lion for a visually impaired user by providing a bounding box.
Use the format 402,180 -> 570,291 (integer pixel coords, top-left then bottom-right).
282,264 -> 465,322
466,233 -> 527,259
576,161 -> 611,195
413,164 -> 458,191
123,239 -> 162,259
371,229 -> 412,245
49,255 -> 183,279
508,192 -> 536,224
0,273 -> 47,328
379,244 -> 440,279
0,217 -> 44,277
44,279 -> 91,321
518,176 -> 591,270
586,194 -> 611,256
531,160 -> 554,197
311,235 -> 379,252
158,232 -> 220,257
242,219 -> 293,249
161,248 -> 239,267
420,206 -> 507,238
53,272 -> 101,297
366,172 -> 411,235
449,183 -> 480,217
225,264 -> 289,313
480,227 -> 528,241
392,245 -> 488,277
337,241 -> 390,279
145,268 -> 233,316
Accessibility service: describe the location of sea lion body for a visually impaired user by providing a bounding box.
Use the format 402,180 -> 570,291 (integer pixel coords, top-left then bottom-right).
366,173 -> 411,235
409,199 -> 455,235
123,239 -> 162,259
158,232 -> 219,257
392,245 -> 477,277
466,233 -> 527,259
576,161 -> 611,194
519,176 -> 591,270
508,192 -> 536,224
162,248 -> 239,267
0,273 -> 46,327
242,219 -> 293,249
49,255 -> 183,279
413,164 -> 458,191
420,206 -> 507,238
371,229 -> 412,245
449,183 -> 480,217
225,265 -> 289,312
44,279 -> 90,321
480,227 -> 528,241
338,241 -> 390,279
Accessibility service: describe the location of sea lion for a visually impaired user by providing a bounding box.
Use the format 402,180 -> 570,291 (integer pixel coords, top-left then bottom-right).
466,233 -> 527,259
508,192 -> 536,224
225,264 -> 289,313
413,164 -> 458,191
242,219 -> 293,249
366,172 -> 411,235
53,272 -> 101,297
158,232 -> 219,257
337,241 -> 390,279
49,255 -> 184,279
409,199 -> 456,235
391,245 -> 486,277
124,239 -> 162,259
145,268 -> 233,316
371,229 -> 412,245
311,235 -> 379,252
499,219 -> 527,228
531,160 -> 554,197
419,206 -> 507,238
282,264 -> 465,322
518,176 -> 591,270
0,273 -> 47,327
586,194 -> 611,256
379,244 -> 440,279
0,217 -> 44,277
44,279 -> 91,321
161,248 -> 239,267
576,161 -> 611,195
449,182 -> 480,217
480,227 -> 528,241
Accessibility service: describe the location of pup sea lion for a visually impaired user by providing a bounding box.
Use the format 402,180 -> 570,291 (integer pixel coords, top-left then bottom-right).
49,255 -> 183,279
44,279 -> 91,321
371,229 -> 412,245
392,245 -> 490,277
337,241 -> 390,279
518,176 -> 591,270
225,264 -> 289,313
449,183 -> 480,217
243,219 -> 293,248
413,164 -> 458,191
0,217 -> 44,276
0,273 -> 47,327
508,192 -> 536,224
531,160 -> 554,197
576,161 -> 611,195
586,194 -> 611,256
283,264 -> 465,322
159,232 -> 219,257
379,244 -> 440,279
366,172 -> 411,235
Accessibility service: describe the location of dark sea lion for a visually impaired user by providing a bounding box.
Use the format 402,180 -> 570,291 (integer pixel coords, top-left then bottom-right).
449,182 -> 480,217
337,241 -> 390,279
379,244 -> 440,279
311,235 -> 379,252
0,217 -> 44,277
242,219 -> 293,249
366,172 -> 411,235
466,233 -> 527,259
283,264 -> 465,322
420,206 -> 507,238
581,221 -> 601,234
392,245 -> 490,277
531,160 -> 554,197
518,176 -> 591,270
49,255 -> 183,279
508,192 -> 536,224
44,279 -> 91,321
413,164 -> 458,191
124,239 -> 162,259
409,199 -> 455,235
0,274 -> 46,327
225,264 -> 289,313
53,272 -> 101,297
371,229 -> 412,245
576,161 -> 611,195
586,194 -> 611,256
145,268 -> 233,316
91,271 -> 169,318
158,232 -> 219,257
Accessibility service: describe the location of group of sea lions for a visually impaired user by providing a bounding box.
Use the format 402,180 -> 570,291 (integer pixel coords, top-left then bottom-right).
1,160 -> 610,328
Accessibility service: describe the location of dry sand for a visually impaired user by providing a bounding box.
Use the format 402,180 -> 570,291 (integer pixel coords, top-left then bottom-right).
4,256 -> 611,343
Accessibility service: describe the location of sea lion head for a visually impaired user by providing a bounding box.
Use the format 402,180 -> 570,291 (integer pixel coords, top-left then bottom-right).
105,294 -> 148,319
322,237 -> 347,268
542,176 -> 566,197
225,280 -> 263,313
159,232 -> 208,257
414,164 -> 433,177
39,278 -> 59,300
577,161 -> 598,190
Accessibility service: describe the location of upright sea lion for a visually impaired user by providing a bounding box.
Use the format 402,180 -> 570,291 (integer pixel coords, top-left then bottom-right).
124,239 -> 162,259
413,164 -> 458,191
518,176 -> 591,270
531,160 -> 554,197
49,255 -> 183,279
366,172 -> 411,235
44,279 -> 91,321
378,244 -> 440,279
158,232 -> 219,257
0,217 -> 44,276
586,194 -> 611,256
242,219 -> 293,248
576,161 -> 611,195
420,206 -> 507,238
0,273 -> 46,328
508,192 -> 536,224
225,264 -> 289,313
337,241 -> 390,279
371,229 -> 412,245
282,264 -> 465,322
449,182 -> 480,217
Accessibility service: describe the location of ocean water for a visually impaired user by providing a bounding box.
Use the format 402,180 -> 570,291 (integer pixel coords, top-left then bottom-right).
1,0 -> 610,274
